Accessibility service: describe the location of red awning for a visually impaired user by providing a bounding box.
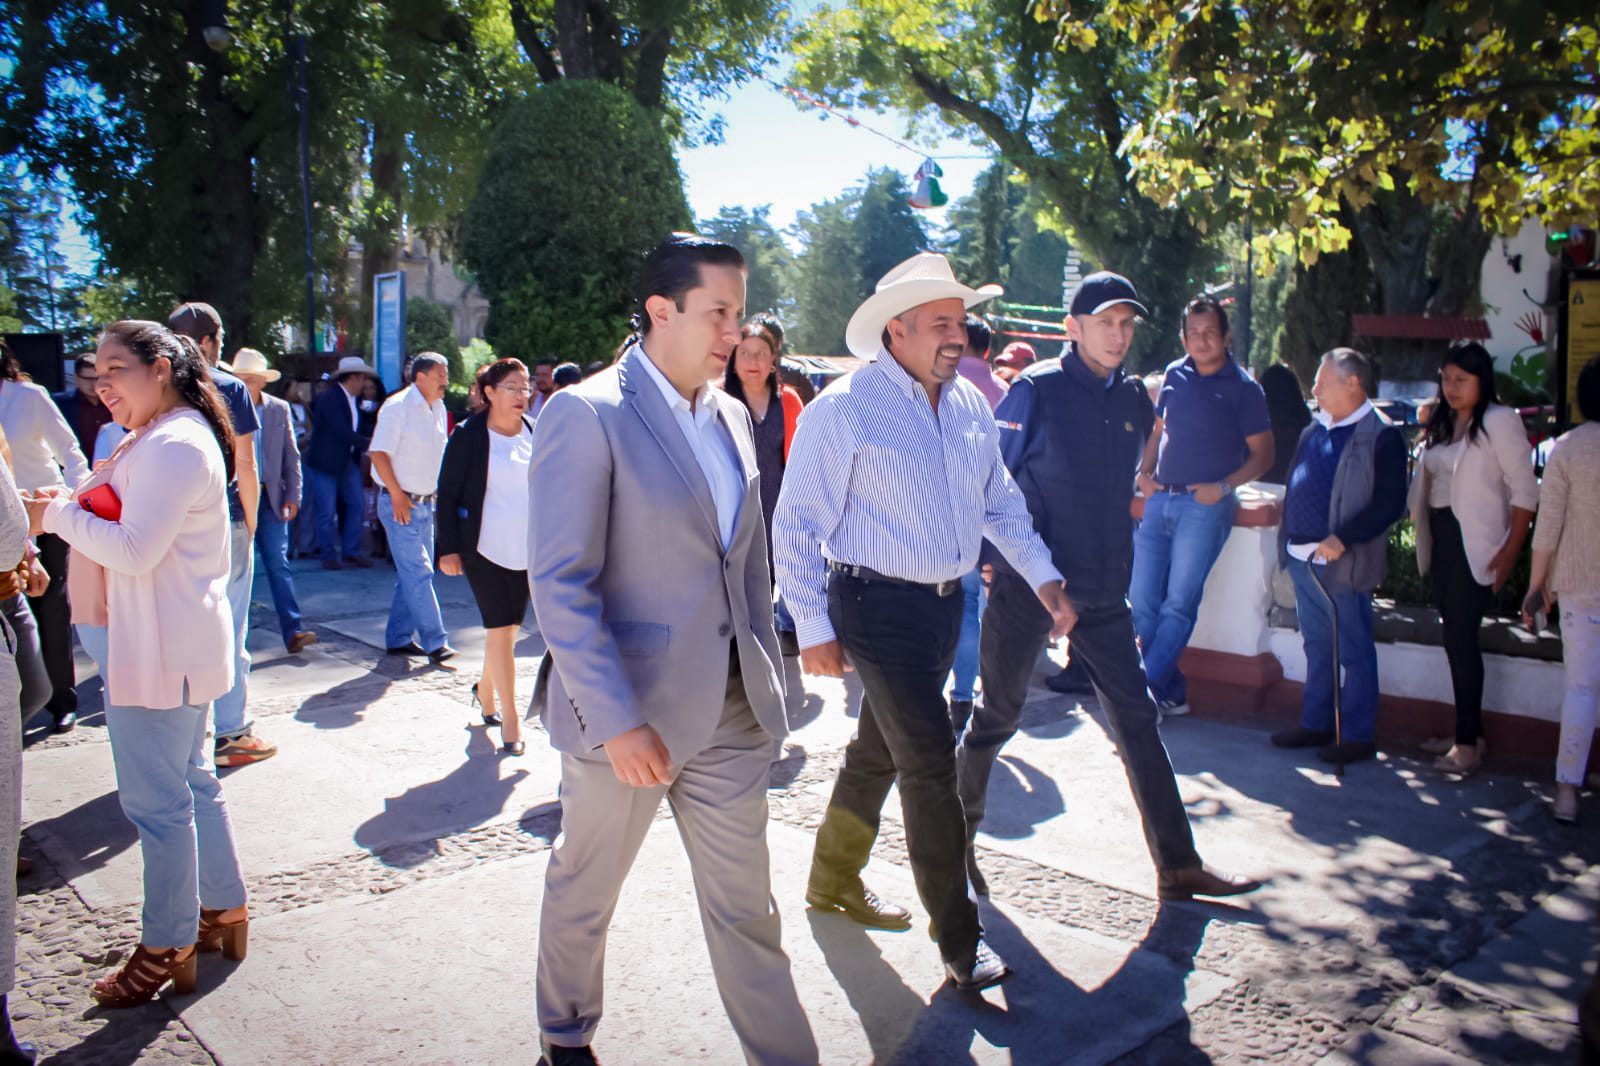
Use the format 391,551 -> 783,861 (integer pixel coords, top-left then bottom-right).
1351,315 -> 1491,340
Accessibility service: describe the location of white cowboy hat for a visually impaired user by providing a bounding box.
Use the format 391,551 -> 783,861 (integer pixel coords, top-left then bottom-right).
845,253 -> 1003,360
221,347 -> 281,383
330,355 -> 380,381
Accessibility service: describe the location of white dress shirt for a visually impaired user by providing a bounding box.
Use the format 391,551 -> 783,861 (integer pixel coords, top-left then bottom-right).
341,382 -> 360,431
368,385 -> 448,496
636,345 -> 745,549
0,380 -> 90,491
774,350 -> 1063,649
478,422 -> 534,570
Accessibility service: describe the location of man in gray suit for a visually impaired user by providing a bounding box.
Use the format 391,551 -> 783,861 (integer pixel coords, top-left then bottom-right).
527,234 -> 817,1066
229,349 -> 318,654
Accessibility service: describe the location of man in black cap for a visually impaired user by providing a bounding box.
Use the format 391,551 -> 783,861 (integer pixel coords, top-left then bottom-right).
957,271 -> 1264,902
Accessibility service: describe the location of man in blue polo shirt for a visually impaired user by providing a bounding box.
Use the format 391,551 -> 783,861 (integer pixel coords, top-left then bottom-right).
958,272 -> 1262,903
1131,297 -> 1274,717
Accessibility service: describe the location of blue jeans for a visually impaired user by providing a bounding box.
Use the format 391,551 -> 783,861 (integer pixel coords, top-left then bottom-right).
213,521 -> 254,742
950,569 -> 985,703
377,495 -> 448,652
1287,556 -> 1379,743
255,510 -> 305,647
308,463 -> 365,563
1130,491 -> 1237,705
103,693 -> 248,947
75,622 -> 107,683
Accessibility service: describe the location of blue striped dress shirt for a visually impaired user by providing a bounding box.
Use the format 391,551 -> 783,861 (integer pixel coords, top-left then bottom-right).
773,350 -> 1064,650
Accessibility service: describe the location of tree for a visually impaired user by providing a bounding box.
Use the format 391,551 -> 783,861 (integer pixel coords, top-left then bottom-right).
697,205 -> 792,321
462,81 -> 691,363
406,299 -> 466,383
786,169 -> 929,356
790,0 -> 1222,366
945,162 -> 1072,308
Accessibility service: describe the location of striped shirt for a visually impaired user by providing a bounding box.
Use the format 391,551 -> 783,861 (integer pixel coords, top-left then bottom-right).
773,350 -> 1063,649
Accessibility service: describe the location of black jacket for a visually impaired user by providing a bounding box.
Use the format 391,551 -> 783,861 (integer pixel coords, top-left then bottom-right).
436,411 -> 534,562
305,384 -> 370,475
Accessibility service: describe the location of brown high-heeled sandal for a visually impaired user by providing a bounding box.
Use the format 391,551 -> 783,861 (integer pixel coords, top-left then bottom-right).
91,944 -> 197,1008
198,908 -> 249,961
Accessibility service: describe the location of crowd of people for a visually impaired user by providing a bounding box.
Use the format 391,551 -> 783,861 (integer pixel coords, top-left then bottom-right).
0,229 -> 1592,1064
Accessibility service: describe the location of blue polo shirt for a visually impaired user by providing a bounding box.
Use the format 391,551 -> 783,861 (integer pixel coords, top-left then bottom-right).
1153,355 -> 1270,487
209,366 -> 260,523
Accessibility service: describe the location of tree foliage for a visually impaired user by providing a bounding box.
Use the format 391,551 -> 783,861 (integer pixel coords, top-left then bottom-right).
945,162 -> 1072,308
462,80 -> 691,363
697,205 -> 792,321
405,299 -> 466,383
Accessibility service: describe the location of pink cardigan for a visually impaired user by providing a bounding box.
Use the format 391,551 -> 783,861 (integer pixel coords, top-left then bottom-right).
42,409 -> 234,710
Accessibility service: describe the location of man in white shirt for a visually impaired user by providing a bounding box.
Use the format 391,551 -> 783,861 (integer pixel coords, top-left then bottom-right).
368,352 -> 454,662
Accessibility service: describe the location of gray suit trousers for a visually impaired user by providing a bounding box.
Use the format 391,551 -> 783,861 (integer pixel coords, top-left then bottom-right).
536,671 -> 817,1065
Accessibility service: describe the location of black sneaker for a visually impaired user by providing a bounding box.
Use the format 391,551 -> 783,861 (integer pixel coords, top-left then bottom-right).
386,641 -> 426,657
945,937 -> 1010,991
1270,726 -> 1335,749
428,644 -> 458,664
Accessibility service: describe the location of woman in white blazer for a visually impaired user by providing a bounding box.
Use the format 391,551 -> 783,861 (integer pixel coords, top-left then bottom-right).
1409,343 -> 1539,775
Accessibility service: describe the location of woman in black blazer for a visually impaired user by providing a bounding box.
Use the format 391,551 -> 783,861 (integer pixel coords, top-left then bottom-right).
437,359 -> 535,755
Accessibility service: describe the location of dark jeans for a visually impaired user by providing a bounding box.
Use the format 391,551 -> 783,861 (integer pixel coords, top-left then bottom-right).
27,531 -> 76,717
958,571 -> 1201,873
308,462 -> 366,563
808,572 -> 978,963
1430,507 -> 1492,745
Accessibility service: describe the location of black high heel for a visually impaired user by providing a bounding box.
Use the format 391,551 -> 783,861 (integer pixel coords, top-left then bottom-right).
502,739 -> 526,756
472,683 -> 502,727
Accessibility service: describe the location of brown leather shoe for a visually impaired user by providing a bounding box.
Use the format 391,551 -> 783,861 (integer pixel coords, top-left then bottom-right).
1157,864 -> 1264,901
287,631 -> 319,654
806,884 -> 912,930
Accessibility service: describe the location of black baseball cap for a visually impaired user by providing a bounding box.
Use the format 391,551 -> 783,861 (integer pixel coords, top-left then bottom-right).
1069,272 -> 1149,317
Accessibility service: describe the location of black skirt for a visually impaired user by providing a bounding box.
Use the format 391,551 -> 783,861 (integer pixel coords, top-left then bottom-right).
462,554 -> 532,629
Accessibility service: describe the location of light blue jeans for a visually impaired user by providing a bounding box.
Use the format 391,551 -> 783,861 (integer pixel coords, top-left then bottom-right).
950,569 -> 986,703
255,511 -> 305,647
103,690 -> 248,947
1130,491 -> 1237,705
377,495 -> 448,652
213,520 -> 254,741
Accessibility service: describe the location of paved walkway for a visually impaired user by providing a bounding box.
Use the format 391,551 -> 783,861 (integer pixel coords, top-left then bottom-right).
12,559 -> 1597,1063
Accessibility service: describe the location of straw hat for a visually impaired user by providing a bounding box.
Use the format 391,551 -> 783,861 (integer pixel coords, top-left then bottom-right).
330,356 -> 380,381
844,253 -> 1002,360
221,347 -> 281,383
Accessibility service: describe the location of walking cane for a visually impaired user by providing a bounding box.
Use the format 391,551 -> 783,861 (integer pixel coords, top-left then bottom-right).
1308,561 -> 1345,779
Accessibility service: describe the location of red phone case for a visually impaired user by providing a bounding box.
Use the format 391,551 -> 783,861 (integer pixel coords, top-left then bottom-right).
79,483 -> 123,522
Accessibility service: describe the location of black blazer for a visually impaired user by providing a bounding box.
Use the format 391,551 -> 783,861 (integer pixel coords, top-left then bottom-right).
305,385 -> 370,475
436,411 -> 535,563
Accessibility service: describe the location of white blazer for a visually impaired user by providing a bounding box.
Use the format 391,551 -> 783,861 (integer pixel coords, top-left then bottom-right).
1409,403 -> 1539,586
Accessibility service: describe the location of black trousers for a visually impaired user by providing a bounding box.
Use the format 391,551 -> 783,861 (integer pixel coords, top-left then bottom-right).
26,532 -> 75,717
1429,508 -> 1492,745
958,571 -> 1201,873
808,572 -> 978,963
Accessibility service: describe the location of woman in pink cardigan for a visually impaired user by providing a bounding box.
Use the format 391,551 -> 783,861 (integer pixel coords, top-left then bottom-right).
23,321 -> 248,1008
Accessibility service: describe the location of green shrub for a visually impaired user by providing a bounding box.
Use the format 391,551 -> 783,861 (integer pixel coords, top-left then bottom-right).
463,82 -> 691,365
406,299 -> 464,383
1378,517 -> 1532,617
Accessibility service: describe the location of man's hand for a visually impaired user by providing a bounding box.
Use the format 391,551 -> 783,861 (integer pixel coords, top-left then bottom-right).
980,563 -> 994,589
603,723 -> 673,787
24,556 -> 49,597
800,639 -> 852,678
1486,544 -> 1519,592
283,502 -> 299,521
1035,581 -> 1078,640
0,567 -> 23,600
438,552 -> 463,577
1192,481 -> 1229,506
1136,472 -> 1162,498
389,491 -> 413,526
1314,535 -> 1346,563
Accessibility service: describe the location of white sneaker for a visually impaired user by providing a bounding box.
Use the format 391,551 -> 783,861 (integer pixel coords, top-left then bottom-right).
1157,699 -> 1191,718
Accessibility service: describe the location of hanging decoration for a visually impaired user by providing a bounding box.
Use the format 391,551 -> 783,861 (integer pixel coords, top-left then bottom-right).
907,159 -> 948,209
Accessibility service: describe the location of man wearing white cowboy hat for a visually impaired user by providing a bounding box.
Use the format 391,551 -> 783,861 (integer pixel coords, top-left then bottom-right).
305,355 -> 381,571
773,252 -> 1075,992
225,349 -> 319,656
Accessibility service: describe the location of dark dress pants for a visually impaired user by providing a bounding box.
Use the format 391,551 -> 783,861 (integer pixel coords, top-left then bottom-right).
1429,507 -> 1492,745
957,570 -> 1201,873
26,532 -> 75,718
808,572 -> 979,963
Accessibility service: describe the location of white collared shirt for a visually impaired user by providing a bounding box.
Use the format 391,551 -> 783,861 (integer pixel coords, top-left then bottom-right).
1288,399 -> 1375,563
341,382 -> 360,432
368,384 -> 448,496
0,380 -> 90,491
636,345 -> 745,549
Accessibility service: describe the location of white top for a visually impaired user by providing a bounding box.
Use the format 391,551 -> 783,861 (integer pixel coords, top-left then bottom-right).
477,421 -> 534,571
0,379 -> 90,491
93,421 -> 130,466
636,345 -> 745,549
368,384 -> 448,496
339,382 -> 361,431
1424,437 -> 1464,508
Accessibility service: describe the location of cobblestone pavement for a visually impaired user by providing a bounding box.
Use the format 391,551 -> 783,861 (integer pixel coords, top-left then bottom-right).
12,565 -> 1594,1064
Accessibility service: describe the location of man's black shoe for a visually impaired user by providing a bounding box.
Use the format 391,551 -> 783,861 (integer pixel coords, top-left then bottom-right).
1318,740 -> 1377,765
1045,664 -> 1094,697
50,709 -> 76,734
1270,726 -> 1334,749
539,1043 -> 598,1066
386,642 -> 426,657
805,884 -> 912,930
966,845 -> 989,897
428,644 -> 458,664
945,937 -> 1010,991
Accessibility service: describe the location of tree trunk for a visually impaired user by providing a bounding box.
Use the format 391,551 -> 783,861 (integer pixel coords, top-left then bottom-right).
358,120 -> 406,354
555,0 -> 595,79
1282,216 -> 1376,391
1351,182 -> 1434,380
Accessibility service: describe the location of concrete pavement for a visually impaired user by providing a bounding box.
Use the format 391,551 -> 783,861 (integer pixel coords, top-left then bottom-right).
12,556 -> 1598,1064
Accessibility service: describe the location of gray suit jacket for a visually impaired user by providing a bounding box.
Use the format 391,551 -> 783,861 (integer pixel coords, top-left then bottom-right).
527,346 -> 787,764
257,393 -> 303,516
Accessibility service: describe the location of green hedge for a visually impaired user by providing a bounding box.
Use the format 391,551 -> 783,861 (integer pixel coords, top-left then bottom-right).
1378,518 -> 1532,617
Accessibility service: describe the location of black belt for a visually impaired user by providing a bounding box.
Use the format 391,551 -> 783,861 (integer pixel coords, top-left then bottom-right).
380,487 -> 437,505
827,560 -> 960,597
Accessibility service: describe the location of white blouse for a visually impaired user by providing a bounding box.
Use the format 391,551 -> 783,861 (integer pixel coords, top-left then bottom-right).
477,422 -> 533,571
1424,438 -> 1464,509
